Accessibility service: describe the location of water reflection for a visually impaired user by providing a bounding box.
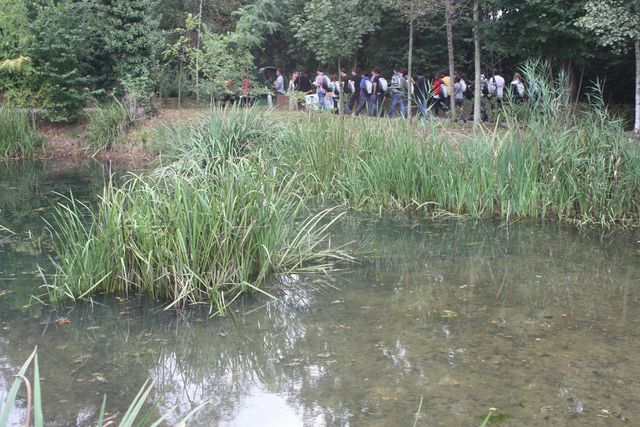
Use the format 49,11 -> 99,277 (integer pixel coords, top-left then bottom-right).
1,162 -> 640,426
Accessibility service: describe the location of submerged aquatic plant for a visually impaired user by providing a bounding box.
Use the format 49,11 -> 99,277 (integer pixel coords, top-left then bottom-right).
0,108 -> 43,159
0,348 -> 205,426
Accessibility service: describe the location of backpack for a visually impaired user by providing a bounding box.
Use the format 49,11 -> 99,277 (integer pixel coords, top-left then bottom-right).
378,77 -> 388,92
361,78 -> 373,95
489,77 -> 497,96
481,80 -> 489,96
321,76 -> 331,92
391,74 -> 401,90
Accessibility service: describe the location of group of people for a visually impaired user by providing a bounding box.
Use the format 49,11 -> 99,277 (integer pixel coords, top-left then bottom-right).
271,66 -> 528,122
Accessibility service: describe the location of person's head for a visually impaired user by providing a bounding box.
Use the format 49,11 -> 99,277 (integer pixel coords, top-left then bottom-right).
276,68 -> 282,76
513,72 -> 522,82
437,72 -> 444,79
340,68 -> 347,76
493,68 -> 501,77
416,68 -> 425,77
352,69 -> 358,76
364,72 -> 371,78
401,68 -> 408,76
372,67 -> 381,76
317,67 -> 324,75
393,66 -> 399,74
454,76 -> 461,84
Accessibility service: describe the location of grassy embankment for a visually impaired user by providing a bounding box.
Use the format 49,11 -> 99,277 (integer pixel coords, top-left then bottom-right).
0,108 -> 43,158
45,66 -> 640,311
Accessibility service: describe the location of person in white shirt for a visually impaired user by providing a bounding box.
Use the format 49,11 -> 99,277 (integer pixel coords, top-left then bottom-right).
510,72 -> 525,102
489,69 -> 506,120
489,69 -> 505,100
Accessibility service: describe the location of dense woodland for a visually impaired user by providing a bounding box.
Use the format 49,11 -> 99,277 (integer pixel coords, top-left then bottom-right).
0,0 -> 638,130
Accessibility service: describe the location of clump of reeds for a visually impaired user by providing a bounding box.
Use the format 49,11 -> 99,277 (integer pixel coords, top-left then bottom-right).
44,157 -> 349,314
0,108 -> 43,158
84,102 -> 131,153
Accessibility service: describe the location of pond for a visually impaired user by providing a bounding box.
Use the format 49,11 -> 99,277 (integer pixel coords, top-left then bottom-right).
1,160 -> 639,426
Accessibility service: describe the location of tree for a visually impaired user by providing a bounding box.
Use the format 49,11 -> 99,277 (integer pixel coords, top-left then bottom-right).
196,28 -> 254,105
29,1 -> 93,122
473,0 -> 481,128
394,0 -> 432,122
484,0 -> 595,99
105,0 -> 164,115
0,0 -> 31,60
577,0 -> 640,136
293,0 -> 382,114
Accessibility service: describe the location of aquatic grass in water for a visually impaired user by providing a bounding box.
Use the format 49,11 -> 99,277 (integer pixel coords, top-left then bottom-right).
0,108 -> 43,159
84,102 -> 130,154
44,158 -> 350,313
0,348 -> 205,426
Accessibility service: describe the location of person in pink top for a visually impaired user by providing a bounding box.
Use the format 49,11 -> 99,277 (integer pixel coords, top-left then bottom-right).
314,67 -> 329,110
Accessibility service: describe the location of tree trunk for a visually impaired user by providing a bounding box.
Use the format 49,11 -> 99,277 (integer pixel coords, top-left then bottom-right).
445,0 -> 456,116
408,19 -> 414,123
178,61 -> 183,109
473,0 -> 481,128
635,37 -> 640,137
195,0 -> 203,102
338,58 -> 343,115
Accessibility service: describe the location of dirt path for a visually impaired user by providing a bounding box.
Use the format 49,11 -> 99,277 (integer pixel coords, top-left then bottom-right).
35,108 -> 208,162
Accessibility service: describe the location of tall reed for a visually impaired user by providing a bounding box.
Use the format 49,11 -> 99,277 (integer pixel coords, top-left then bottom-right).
84,102 -> 130,153
45,157 -> 349,313
0,108 -> 43,159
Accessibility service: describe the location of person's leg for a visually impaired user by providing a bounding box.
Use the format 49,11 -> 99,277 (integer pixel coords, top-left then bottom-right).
356,93 -> 367,115
388,92 -> 399,117
318,92 -> 326,110
376,94 -> 385,117
343,95 -> 352,114
369,94 -> 375,116
400,96 -> 408,119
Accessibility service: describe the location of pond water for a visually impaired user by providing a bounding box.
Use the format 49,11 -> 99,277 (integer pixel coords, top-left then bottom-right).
1,160 -> 640,426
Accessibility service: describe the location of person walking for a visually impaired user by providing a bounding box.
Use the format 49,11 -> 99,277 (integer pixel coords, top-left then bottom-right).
355,72 -> 372,116
349,69 -> 361,114
371,67 -> 386,117
431,72 -> 447,118
388,67 -> 404,118
510,72 -> 525,103
339,68 -> 352,114
488,69 -> 505,119
401,68 -> 410,119
274,68 -> 287,108
453,76 -> 467,123
314,68 -> 330,110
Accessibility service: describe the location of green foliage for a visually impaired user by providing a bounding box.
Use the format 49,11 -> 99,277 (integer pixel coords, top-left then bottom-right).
292,0 -> 382,65
0,108 -> 43,158
195,28 -> 254,100
577,0 -> 640,51
28,2 -> 92,122
0,0 -> 31,59
105,0 -> 164,106
231,0 -> 282,49
484,0 -> 596,61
